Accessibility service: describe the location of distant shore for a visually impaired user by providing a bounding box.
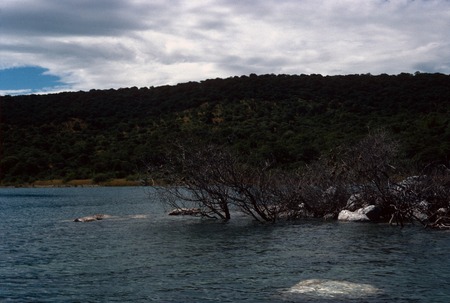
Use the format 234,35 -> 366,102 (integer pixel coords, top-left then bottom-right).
0,178 -> 143,188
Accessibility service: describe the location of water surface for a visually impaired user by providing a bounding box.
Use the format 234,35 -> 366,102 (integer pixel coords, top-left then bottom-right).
1,187 -> 449,302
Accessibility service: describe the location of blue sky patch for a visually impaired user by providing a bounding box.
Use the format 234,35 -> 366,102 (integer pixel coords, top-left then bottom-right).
0,66 -> 65,94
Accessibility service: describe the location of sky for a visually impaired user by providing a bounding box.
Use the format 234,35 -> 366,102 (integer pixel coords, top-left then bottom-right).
1,0 -> 450,95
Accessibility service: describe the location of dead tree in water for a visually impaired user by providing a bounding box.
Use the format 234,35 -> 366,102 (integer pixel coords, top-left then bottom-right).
151,145 -> 234,220
148,143 -> 304,222
147,132 -> 450,228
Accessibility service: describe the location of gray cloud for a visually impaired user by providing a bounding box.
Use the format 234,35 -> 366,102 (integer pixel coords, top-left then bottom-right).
1,0 -> 449,92
0,0 -> 172,36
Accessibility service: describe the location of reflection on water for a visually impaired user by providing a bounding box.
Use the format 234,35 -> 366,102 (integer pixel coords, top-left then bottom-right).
0,187 -> 449,302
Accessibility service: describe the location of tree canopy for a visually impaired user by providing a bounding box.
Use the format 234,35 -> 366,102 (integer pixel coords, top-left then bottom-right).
1,73 -> 449,184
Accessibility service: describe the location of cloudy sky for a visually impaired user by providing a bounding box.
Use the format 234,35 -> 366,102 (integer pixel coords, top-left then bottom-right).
1,0 -> 450,95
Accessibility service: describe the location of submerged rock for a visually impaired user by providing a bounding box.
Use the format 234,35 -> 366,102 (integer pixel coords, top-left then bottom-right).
128,214 -> 148,219
286,279 -> 380,298
73,214 -> 110,222
168,208 -> 201,216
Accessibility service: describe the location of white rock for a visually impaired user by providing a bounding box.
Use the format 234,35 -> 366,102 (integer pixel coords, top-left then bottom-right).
338,210 -> 369,221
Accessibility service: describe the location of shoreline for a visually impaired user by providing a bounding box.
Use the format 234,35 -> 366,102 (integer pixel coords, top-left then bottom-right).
0,178 -> 144,188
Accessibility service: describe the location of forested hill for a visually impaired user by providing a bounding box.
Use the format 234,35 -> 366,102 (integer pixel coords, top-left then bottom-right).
1,73 -> 450,184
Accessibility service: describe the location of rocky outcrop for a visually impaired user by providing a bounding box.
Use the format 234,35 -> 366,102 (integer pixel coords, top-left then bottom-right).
73,214 -> 110,222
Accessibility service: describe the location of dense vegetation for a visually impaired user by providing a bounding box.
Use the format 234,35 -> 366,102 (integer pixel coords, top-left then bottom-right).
1,73 -> 449,185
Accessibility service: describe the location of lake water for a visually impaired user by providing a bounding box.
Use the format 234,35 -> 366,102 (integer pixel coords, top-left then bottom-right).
1,187 -> 449,302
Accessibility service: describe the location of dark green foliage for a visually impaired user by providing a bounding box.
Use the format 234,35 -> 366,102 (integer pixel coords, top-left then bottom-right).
1,73 -> 449,184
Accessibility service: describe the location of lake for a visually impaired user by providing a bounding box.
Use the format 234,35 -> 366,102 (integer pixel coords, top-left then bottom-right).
1,186 -> 449,302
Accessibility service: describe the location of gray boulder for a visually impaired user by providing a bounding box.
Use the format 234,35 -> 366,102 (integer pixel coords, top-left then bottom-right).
346,193 -> 363,211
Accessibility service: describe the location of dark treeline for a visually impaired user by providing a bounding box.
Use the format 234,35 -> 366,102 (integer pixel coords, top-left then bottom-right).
1,73 -> 449,184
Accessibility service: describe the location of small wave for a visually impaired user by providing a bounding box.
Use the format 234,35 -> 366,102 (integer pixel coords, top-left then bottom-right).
127,214 -> 148,219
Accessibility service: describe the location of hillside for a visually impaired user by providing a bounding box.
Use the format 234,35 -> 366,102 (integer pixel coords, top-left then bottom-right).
1,73 -> 449,184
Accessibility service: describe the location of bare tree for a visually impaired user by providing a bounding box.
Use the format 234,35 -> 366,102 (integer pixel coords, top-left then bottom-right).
330,130 -> 450,228
147,131 -> 449,229
148,143 -> 305,222
149,144 -> 234,220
